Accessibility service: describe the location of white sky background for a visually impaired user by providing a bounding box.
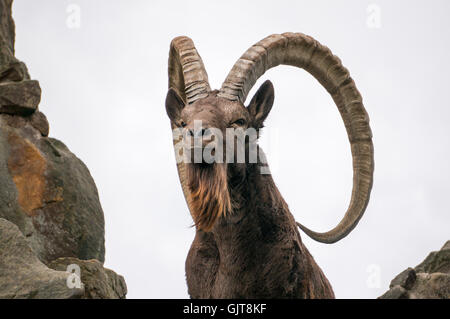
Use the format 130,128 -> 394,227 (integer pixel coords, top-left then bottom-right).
12,0 -> 450,298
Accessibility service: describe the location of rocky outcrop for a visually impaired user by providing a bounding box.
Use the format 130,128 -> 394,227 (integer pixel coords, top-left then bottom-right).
0,0 -> 105,265
0,0 -> 40,114
0,80 -> 41,115
0,0 -> 126,298
0,113 -> 106,264
0,218 -> 85,299
0,0 -> 104,266
379,241 -> 450,299
0,218 -> 126,299
49,258 -> 127,299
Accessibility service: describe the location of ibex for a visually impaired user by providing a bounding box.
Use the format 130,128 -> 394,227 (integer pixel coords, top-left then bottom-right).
165,33 -> 374,298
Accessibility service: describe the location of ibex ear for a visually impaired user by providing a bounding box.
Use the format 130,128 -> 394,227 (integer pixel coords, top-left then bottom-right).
165,88 -> 185,122
247,80 -> 274,129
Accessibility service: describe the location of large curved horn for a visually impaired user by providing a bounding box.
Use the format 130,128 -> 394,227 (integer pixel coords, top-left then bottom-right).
168,36 -> 211,215
168,36 -> 210,104
219,33 -> 374,244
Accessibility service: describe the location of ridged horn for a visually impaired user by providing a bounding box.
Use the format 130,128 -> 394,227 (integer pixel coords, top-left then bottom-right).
219,33 -> 374,244
168,36 -> 211,215
168,36 -> 210,104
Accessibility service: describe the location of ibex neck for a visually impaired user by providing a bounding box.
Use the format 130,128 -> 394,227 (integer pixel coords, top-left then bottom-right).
211,158 -> 293,263
189,154 -> 333,298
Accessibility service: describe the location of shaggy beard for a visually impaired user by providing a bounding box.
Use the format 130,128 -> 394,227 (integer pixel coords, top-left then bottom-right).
186,163 -> 231,231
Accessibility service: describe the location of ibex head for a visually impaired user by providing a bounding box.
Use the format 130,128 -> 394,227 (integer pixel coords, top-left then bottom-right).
165,33 -> 374,243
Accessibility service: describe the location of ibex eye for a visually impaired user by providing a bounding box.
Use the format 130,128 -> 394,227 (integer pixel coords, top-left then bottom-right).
180,121 -> 187,128
232,119 -> 246,126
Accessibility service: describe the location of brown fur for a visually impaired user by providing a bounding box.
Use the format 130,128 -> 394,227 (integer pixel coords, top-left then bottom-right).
166,83 -> 335,298
186,163 -> 231,231
185,158 -> 335,299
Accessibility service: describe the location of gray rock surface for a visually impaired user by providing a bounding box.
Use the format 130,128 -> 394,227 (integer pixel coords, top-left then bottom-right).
379,240 -> 450,299
415,240 -> 450,274
49,257 -> 127,299
0,218 -> 125,299
0,113 -> 106,264
0,218 -> 85,299
0,80 -> 41,115
0,0 -> 30,81
389,267 -> 416,290
0,0 -> 40,113
380,285 -> 408,299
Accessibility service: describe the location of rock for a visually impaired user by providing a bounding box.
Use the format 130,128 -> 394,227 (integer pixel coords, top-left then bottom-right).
0,80 -> 41,115
408,272 -> 450,299
0,218 -> 85,299
0,114 -> 106,264
49,258 -> 127,299
29,111 -> 49,136
0,0 -> 30,82
379,285 -> 409,299
0,0 -> 40,115
1,111 -> 49,136
415,240 -> 450,274
0,3 -> 104,265
0,0 -> 15,55
389,267 -> 416,290
0,0 -> 125,299
379,240 -> 450,299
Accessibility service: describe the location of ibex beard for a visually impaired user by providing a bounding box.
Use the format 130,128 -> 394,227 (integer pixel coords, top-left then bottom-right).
186,161 -> 231,231
178,113 -> 258,232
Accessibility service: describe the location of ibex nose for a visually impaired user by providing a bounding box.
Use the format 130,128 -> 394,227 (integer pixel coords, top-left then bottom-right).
187,128 -> 212,138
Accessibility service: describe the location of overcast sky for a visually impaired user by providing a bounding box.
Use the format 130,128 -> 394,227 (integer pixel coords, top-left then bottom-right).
12,0 -> 450,298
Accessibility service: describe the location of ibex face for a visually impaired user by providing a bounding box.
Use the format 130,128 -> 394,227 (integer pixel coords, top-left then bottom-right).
166,82 -> 273,163
166,82 -> 274,231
